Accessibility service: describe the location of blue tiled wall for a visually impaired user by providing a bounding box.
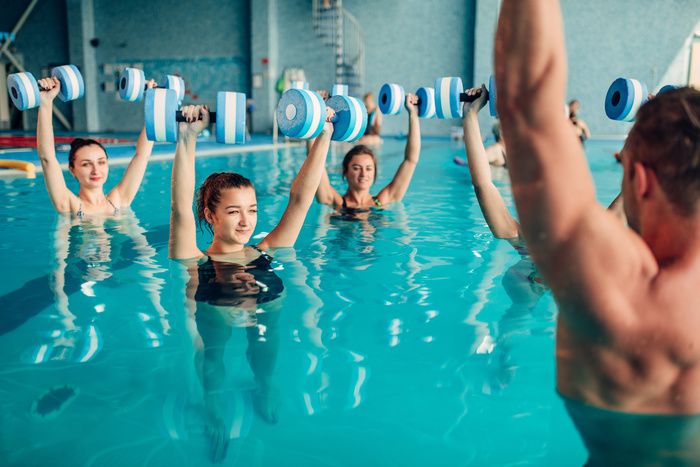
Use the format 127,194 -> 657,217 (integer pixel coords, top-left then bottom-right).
474,0 -> 700,136
258,0 -> 476,136
91,0 -> 250,132
1,1 -> 72,130
345,0 -> 476,136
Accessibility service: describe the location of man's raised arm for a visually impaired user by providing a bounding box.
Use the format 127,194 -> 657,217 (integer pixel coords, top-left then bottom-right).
494,1 -> 596,273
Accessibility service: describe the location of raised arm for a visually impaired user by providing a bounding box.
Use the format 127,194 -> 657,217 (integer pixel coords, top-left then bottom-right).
258,110 -> 333,250
376,93 -> 420,204
309,138 -> 342,207
462,85 -> 519,239
495,1 -> 649,294
37,77 -> 78,213
110,80 -> 157,207
168,105 -> 209,260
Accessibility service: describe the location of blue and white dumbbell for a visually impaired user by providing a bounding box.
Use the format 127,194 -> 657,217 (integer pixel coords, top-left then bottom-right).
144,88 -> 246,144
6,65 -> 84,111
434,76 -> 497,119
604,78 -> 679,121
378,83 -> 436,119
276,85 -> 367,142
118,67 -> 185,103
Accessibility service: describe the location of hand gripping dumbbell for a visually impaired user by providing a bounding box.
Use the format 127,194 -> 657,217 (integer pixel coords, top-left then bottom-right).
6,65 -> 84,111
433,75 -> 497,119
276,85 -> 368,142
378,83 -> 436,118
604,77 -> 678,121
144,88 -> 246,144
118,67 -> 185,103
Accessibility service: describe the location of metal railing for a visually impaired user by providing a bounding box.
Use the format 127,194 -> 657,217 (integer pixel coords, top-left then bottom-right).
311,0 -> 365,94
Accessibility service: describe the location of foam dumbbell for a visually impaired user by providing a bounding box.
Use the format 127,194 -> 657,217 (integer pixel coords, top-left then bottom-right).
604,77 -> 679,121
276,86 -> 367,142
144,88 -> 246,144
434,76 -> 497,119
118,67 -> 185,103
378,83 -> 436,118
6,65 -> 84,111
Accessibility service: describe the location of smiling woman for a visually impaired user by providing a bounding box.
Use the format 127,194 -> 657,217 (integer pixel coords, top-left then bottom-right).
36,76 -> 156,218
168,104 -> 334,461
315,92 -> 422,215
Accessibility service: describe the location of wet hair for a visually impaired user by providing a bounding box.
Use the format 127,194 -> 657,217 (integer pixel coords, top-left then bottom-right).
627,87 -> 700,216
68,138 -> 107,168
196,172 -> 255,233
342,145 -> 378,182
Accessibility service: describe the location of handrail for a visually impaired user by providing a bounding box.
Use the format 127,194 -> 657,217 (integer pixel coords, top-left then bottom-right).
310,0 -> 365,93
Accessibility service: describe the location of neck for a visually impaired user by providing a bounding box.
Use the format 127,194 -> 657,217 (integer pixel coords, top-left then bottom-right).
207,237 -> 246,255
344,188 -> 372,205
642,212 -> 700,267
79,186 -> 107,205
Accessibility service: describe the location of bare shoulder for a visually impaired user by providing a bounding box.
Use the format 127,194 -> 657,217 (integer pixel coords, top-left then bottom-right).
545,206 -> 658,325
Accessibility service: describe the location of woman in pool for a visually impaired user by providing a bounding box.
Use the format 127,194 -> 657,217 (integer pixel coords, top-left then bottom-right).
315,93 -> 421,214
37,76 -> 156,218
169,104 -> 333,461
462,85 -> 625,286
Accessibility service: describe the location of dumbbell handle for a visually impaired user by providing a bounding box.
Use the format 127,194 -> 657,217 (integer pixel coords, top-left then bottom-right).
175,111 -> 219,123
460,88 -> 489,103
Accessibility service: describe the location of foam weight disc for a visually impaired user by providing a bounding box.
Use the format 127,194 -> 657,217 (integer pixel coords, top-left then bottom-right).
378,83 -> 404,115
435,77 -> 463,119
118,68 -> 146,102
6,72 -> 40,111
160,75 -> 186,103
51,65 -> 84,102
415,87 -> 435,119
276,89 -> 326,139
327,95 -> 367,142
605,77 -> 648,121
216,91 -> 246,144
145,88 -> 179,142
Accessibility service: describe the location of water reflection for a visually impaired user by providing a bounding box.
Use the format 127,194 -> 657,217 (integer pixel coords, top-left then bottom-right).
178,250 -> 284,463
0,212 -> 170,363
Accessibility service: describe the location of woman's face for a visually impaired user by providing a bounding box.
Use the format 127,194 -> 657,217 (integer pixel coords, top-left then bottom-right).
69,145 -> 109,189
207,186 -> 258,245
345,153 -> 375,191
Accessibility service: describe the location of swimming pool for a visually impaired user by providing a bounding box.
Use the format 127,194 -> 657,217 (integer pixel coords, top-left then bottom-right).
0,138 -> 624,466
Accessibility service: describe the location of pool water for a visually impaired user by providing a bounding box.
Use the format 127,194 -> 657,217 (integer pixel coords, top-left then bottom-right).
0,138 -> 624,466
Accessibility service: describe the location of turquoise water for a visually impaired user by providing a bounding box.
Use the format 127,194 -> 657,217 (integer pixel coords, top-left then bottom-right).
0,139 -> 624,466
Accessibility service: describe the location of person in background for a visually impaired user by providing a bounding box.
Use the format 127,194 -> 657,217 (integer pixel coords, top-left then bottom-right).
358,92 -> 383,146
568,99 -> 591,143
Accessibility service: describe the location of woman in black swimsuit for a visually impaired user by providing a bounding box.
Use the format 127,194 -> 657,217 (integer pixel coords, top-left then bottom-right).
169,104 -> 333,462
315,93 -> 422,214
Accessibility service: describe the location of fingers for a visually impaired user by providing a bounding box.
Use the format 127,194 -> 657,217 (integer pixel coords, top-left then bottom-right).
405,93 -> 418,105
145,79 -> 157,89
180,105 -> 208,123
38,77 -> 59,91
325,107 -> 336,122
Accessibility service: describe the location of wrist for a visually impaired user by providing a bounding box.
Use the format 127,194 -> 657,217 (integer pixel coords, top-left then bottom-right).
178,132 -> 198,144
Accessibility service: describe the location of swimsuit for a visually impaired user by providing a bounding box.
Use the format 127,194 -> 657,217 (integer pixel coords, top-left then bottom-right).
333,196 -> 383,220
364,110 -> 379,136
194,246 -> 284,306
76,198 -> 120,220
